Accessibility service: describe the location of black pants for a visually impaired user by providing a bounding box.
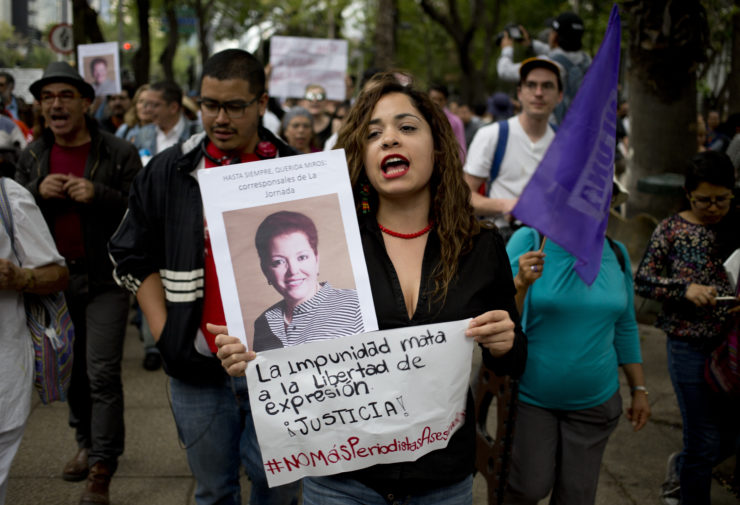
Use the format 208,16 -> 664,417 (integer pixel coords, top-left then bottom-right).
65,272 -> 129,471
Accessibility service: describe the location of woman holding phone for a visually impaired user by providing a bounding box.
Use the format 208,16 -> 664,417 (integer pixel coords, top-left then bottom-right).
635,151 -> 740,505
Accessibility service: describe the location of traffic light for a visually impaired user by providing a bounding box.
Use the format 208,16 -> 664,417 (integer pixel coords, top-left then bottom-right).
123,42 -> 133,51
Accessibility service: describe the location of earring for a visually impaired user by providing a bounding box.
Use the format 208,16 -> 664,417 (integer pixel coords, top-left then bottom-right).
360,182 -> 371,214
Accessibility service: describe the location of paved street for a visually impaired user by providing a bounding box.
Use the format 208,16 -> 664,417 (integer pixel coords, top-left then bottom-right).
7,320 -> 738,504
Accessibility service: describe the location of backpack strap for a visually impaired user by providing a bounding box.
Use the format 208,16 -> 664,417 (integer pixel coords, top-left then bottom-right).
487,120 -> 510,190
606,236 -> 625,273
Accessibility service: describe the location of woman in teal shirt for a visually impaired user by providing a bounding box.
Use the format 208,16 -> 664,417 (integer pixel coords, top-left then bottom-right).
504,211 -> 650,505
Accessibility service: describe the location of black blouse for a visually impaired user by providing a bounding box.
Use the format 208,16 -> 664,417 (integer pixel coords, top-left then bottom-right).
343,215 -> 527,498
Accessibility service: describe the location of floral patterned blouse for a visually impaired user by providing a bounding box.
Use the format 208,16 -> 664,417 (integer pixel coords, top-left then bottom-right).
635,213 -> 733,345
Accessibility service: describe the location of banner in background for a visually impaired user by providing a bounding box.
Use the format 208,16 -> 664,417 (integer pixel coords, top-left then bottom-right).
269,36 -> 348,100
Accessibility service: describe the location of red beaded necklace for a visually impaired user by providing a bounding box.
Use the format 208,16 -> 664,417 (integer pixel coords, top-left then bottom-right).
377,221 -> 434,239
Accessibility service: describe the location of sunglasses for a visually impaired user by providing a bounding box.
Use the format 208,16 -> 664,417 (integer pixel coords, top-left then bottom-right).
304,91 -> 326,102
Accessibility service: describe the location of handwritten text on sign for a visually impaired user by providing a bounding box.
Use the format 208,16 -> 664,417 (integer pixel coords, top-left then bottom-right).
247,319 -> 474,486
269,36 -> 348,100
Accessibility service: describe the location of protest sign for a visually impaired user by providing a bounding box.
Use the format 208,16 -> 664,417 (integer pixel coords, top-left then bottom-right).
198,150 -> 377,351
269,36 -> 347,100
77,42 -> 121,97
0,68 -> 43,103
247,319 -> 474,486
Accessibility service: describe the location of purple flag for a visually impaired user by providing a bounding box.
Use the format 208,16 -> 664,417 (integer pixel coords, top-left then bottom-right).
511,4 -> 621,285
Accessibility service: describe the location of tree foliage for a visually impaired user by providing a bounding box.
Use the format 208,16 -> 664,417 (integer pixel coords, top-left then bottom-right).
0,22 -> 31,67
0,22 -> 54,68
5,0 -> 737,116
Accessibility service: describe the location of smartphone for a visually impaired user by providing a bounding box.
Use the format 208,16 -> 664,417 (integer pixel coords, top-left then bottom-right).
716,296 -> 739,302
508,26 -> 523,40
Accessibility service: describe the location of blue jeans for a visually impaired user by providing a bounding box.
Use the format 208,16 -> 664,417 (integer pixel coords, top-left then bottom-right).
169,376 -> 300,505
666,339 -> 740,505
302,474 -> 473,505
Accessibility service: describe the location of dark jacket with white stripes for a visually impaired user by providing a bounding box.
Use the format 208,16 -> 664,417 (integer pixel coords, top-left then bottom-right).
109,128 -> 296,384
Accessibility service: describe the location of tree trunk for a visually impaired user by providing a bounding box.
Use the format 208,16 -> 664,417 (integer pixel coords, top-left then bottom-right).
727,0 -> 740,113
476,0 -> 501,104
193,0 -> 210,73
133,0 -> 151,87
622,0 -> 708,220
373,0 -> 397,70
418,0 -> 490,104
72,0 -> 104,46
160,0 -> 179,82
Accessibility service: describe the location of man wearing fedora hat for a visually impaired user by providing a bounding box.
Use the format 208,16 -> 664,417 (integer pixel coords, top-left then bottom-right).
15,61 -> 141,505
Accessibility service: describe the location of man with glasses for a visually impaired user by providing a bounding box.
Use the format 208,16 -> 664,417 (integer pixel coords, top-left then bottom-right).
15,61 -> 141,505
131,81 -> 201,156
463,57 -> 563,240
109,49 -> 298,505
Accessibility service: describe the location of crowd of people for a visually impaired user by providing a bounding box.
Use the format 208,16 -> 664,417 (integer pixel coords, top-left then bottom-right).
1,9 -> 739,505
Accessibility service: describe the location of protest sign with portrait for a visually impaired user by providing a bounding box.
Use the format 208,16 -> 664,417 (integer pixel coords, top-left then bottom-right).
77,42 -> 121,97
199,151 -> 473,485
198,149 -> 377,349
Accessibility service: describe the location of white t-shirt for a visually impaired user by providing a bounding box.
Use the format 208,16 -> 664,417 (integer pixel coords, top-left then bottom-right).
0,178 -> 65,430
463,116 -> 555,227
156,113 -> 187,154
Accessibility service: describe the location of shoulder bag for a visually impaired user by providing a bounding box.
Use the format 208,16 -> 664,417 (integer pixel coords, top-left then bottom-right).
0,178 -> 75,404
705,283 -> 740,396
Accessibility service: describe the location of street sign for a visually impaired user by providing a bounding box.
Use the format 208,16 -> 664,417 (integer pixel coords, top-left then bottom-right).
49,24 -> 74,54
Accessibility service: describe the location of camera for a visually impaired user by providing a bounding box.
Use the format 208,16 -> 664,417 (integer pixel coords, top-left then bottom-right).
496,24 -> 525,46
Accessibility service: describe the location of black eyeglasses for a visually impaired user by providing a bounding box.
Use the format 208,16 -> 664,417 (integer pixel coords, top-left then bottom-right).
199,96 -> 261,119
689,192 -> 734,209
40,90 -> 80,105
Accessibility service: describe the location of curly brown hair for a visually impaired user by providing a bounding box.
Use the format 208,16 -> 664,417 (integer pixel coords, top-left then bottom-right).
335,72 -> 479,303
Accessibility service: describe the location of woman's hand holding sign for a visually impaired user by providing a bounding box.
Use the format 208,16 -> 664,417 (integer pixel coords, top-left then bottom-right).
209,323 -> 256,377
465,311 -> 516,357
